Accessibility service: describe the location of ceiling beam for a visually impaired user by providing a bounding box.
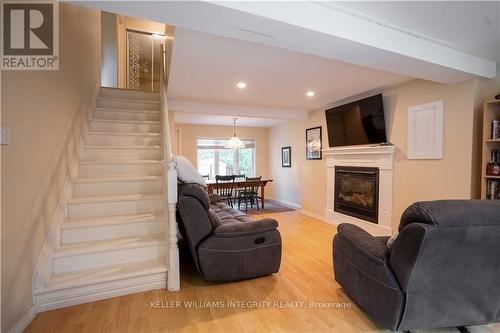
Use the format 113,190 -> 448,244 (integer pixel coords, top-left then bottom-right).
168,100 -> 308,121
173,113 -> 289,128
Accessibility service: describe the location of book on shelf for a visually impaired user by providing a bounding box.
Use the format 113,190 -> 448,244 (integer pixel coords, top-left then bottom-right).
486,149 -> 500,176
486,179 -> 500,200
491,149 -> 499,163
492,120 -> 500,140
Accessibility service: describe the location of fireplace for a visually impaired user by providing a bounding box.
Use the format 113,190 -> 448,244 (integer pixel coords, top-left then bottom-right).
334,166 -> 379,224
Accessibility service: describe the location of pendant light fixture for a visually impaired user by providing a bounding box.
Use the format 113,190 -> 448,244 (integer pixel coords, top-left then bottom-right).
225,118 -> 245,149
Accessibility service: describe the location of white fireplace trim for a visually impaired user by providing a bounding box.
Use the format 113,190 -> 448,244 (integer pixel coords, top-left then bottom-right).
324,145 -> 396,236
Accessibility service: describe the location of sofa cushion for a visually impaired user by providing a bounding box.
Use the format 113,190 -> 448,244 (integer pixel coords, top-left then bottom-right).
207,208 -> 223,228
179,183 -> 210,210
210,203 -> 247,220
174,155 -> 207,188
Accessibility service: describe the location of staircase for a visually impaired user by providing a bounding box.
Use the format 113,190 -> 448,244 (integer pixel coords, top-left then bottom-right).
34,87 -> 170,310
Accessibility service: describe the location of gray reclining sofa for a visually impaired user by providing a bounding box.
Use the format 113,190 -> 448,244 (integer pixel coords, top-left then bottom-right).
333,200 -> 500,331
177,183 -> 282,282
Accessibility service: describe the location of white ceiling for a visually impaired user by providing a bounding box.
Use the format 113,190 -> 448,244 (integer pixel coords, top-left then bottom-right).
336,1 -> 500,62
168,27 -> 410,121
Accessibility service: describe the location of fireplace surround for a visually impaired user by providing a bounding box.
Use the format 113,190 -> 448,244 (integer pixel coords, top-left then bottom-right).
324,145 -> 396,236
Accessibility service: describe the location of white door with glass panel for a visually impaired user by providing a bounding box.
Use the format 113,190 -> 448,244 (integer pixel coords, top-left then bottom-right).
126,30 -> 162,91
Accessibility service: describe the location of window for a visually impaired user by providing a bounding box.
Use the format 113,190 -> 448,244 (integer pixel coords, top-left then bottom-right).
197,138 -> 256,179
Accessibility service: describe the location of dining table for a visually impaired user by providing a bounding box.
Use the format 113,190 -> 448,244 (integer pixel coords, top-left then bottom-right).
205,179 -> 273,209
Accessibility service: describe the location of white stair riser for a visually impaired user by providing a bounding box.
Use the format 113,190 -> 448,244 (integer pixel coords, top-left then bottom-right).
68,198 -> 163,219
74,180 -> 162,197
100,88 -> 159,101
93,110 -> 160,122
84,149 -> 162,161
61,220 -> 162,244
86,133 -> 161,146
79,163 -> 162,177
91,121 -> 160,133
97,99 -> 159,111
53,243 -> 164,274
34,271 -> 166,312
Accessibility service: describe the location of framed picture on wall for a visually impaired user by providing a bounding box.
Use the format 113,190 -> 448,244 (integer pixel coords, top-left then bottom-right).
282,146 -> 291,167
306,126 -> 322,160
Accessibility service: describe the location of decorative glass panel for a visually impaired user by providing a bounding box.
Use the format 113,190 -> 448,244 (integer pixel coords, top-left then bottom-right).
127,31 -> 161,92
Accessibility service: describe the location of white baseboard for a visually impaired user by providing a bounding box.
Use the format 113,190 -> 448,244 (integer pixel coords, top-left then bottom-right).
300,209 -> 334,225
267,197 -> 301,209
300,209 -> 391,236
325,209 -> 392,236
7,304 -> 39,333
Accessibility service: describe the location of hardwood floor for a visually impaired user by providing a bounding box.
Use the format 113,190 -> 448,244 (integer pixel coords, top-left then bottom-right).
26,211 -> 500,333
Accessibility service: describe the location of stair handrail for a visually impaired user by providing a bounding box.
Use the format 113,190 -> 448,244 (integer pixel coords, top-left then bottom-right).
159,42 -> 180,291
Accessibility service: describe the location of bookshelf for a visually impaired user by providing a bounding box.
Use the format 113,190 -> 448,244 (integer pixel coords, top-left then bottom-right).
481,99 -> 500,199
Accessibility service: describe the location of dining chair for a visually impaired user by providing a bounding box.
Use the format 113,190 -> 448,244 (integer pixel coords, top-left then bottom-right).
201,174 -> 210,180
215,175 -> 236,207
237,176 -> 262,212
233,174 -> 246,196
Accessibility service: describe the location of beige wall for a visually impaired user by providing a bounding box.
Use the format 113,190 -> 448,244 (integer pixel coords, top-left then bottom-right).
269,79 -> 483,230
101,11 -> 118,87
385,79 -> 477,229
1,4 -> 101,331
174,123 -> 270,178
268,111 -> 327,210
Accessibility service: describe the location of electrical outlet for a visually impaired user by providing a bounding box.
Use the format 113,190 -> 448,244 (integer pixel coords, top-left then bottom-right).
1,127 -> 10,145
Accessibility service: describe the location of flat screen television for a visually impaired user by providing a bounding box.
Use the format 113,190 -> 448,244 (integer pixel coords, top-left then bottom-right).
325,94 -> 387,147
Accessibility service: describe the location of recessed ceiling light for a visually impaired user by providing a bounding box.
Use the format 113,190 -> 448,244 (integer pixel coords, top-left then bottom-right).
306,91 -> 315,97
237,82 -> 247,89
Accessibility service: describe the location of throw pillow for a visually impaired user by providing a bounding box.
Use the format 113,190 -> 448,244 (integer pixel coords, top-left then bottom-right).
173,155 -> 207,188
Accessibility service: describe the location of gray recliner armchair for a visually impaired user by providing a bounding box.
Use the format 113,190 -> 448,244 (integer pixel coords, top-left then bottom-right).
177,183 -> 282,282
333,200 -> 500,331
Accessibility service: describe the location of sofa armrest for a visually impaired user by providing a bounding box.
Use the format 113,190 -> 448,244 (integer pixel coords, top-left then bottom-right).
333,224 -> 403,331
214,218 -> 278,238
336,223 -> 389,263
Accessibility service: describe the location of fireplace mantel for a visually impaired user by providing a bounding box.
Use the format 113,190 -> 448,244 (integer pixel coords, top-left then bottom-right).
324,145 -> 396,236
